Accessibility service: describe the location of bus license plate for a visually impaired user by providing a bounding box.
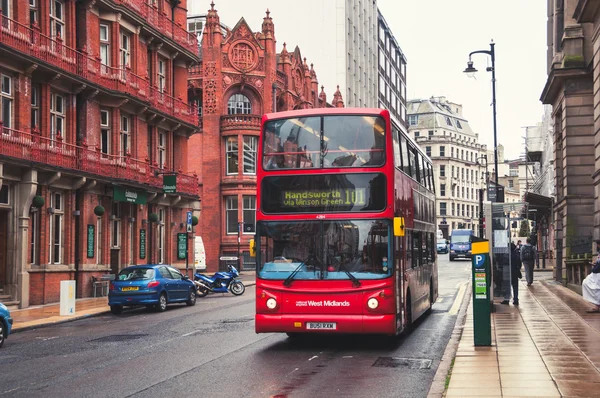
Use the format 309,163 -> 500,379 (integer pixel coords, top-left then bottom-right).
306,322 -> 336,330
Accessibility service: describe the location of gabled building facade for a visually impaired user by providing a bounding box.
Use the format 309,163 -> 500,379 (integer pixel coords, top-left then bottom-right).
187,4 -> 342,272
0,0 -> 201,307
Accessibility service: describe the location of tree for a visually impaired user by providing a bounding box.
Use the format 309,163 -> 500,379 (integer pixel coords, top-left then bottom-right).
518,220 -> 530,237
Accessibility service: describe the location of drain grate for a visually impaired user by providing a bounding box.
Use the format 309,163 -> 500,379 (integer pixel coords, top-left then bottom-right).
91,334 -> 148,343
373,357 -> 432,369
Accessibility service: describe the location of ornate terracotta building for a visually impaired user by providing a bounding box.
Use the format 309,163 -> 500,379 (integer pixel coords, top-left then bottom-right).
0,0 -> 200,307
188,4 -> 343,271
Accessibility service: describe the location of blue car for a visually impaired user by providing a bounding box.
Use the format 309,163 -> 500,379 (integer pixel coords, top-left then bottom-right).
0,302 -> 13,348
108,265 -> 196,314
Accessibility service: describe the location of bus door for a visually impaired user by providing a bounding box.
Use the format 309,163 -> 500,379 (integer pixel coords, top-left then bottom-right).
395,234 -> 405,331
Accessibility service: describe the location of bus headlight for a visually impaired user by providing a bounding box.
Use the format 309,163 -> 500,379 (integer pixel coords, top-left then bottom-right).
367,297 -> 379,309
266,298 -> 277,309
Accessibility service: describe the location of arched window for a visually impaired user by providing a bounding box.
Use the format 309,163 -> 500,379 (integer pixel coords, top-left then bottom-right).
227,94 -> 251,115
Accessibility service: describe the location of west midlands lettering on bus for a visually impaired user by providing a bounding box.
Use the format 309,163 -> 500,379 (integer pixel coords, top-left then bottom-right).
251,107 -> 438,337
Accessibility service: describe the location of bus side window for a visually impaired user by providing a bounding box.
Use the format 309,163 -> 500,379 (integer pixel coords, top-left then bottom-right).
393,125 -> 402,169
412,231 -> 420,268
407,233 -> 412,266
400,134 -> 411,176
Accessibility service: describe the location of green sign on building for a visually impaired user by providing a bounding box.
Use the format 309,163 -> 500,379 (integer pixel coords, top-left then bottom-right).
163,174 -> 177,193
140,229 -> 146,260
113,186 -> 147,205
177,233 -> 187,260
87,224 -> 95,258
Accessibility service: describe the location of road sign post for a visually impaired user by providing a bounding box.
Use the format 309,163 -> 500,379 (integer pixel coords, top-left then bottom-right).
472,240 -> 492,346
186,212 -> 193,276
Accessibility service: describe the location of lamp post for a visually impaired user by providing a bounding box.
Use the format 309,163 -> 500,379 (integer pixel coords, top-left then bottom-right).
464,41 -> 499,203
476,155 -> 489,238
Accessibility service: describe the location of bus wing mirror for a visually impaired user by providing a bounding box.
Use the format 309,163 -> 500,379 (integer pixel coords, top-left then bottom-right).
394,217 -> 405,237
249,238 -> 256,257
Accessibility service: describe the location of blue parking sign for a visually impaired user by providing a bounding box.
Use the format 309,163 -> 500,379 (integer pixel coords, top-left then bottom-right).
187,211 -> 193,225
474,254 -> 486,268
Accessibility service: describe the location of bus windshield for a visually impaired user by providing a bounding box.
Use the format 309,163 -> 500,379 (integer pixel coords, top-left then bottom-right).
262,115 -> 385,169
257,220 -> 391,280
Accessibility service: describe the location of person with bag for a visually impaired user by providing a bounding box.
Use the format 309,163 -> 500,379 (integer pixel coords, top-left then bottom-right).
583,253 -> 600,313
520,237 -> 537,286
501,242 -> 523,305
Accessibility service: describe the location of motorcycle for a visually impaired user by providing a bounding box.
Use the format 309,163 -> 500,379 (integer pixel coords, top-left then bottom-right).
194,264 -> 245,297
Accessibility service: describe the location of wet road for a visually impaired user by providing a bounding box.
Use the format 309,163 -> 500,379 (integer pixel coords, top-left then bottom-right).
0,256 -> 469,398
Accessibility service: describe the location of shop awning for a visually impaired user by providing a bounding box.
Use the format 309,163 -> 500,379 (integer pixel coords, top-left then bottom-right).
522,192 -> 552,220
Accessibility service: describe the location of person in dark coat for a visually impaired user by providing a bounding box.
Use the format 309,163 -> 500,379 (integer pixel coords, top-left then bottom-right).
502,242 -> 523,305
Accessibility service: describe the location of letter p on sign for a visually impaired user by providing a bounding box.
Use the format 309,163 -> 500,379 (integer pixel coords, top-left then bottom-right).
474,254 -> 485,268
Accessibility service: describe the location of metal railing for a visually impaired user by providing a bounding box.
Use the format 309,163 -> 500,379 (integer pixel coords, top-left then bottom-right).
0,126 -> 198,196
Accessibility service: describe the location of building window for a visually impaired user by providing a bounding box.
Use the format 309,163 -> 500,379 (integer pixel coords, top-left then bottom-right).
157,208 -> 165,264
451,165 -> 454,177
440,165 -> 445,177
225,196 -> 238,234
408,115 -> 418,125
50,0 -> 64,40
414,131 -> 420,138
158,129 -> 166,169
120,114 -> 130,157
50,92 -> 65,142
49,192 -> 63,264
158,57 -> 167,93
100,109 -> 110,155
120,31 -> 131,72
456,119 -> 462,129
31,84 -> 39,130
440,184 -> 446,197
243,136 -> 257,175
440,202 -> 447,216
439,146 -> 445,157
227,94 -> 251,115
226,137 -> 238,175
100,23 -> 110,72
445,116 -> 452,126
428,130 -> 434,136
508,180 -> 514,188
462,204 -> 465,216
242,196 -> 256,233
425,146 -> 431,157
1,74 -> 12,129
30,0 -> 38,25
451,147 -> 454,158
111,202 -> 121,248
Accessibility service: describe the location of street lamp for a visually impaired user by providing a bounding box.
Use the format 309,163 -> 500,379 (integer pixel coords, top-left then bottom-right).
464,40 -> 499,203
476,155 -> 489,238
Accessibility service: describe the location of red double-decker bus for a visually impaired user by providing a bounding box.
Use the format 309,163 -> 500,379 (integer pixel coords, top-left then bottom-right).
252,108 -> 437,336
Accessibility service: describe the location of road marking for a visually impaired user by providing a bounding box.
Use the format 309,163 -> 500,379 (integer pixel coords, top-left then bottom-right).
308,355 -> 318,361
449,282 -> 468,315
182,331 -> 201,337
436,298 -> 444,303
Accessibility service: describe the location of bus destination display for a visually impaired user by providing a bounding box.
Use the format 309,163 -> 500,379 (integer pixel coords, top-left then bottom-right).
261,173 -> 385,214
282,188 -> 366,208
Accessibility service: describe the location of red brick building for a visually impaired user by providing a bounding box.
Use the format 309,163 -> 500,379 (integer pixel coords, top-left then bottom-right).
0,0 -> 200,307
187,4 -> 343,272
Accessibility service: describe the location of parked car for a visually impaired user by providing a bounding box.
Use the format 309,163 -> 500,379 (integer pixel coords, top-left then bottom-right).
0,302 -> 13,348
436,241 -> 448,254
108,265 -> 196,314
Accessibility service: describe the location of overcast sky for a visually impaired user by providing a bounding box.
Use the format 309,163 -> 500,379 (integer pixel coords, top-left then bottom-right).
189,1 -> 548,160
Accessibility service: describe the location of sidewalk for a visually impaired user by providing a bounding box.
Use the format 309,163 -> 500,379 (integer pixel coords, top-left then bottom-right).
431,271 -> 600,398
9,272 -> 256,333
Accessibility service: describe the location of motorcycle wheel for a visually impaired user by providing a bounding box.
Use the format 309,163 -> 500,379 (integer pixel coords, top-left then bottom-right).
230,281 -> 245,296
195,285 -> 209,297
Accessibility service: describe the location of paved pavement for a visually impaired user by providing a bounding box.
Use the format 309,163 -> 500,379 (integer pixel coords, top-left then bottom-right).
430,266 -> 600,398
8,271 -> 256,332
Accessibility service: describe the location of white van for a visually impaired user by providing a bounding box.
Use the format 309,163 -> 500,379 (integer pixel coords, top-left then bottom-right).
194,236 -> 206,270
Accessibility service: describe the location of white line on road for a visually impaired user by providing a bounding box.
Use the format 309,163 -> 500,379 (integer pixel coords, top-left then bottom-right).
449,281 -> 468,315
308,356 -> 318,361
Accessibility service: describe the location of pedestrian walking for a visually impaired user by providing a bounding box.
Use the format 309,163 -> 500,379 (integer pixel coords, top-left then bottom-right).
583,250 -> 600,313
520,237 -> 537,286
501,242 -> 523,305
